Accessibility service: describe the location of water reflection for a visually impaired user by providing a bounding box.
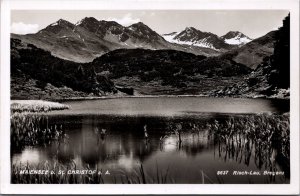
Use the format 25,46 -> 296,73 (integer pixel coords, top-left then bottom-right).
11,113 -> 290,183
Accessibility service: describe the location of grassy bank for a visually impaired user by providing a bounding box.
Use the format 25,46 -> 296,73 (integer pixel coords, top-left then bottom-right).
11,100 -> 70,113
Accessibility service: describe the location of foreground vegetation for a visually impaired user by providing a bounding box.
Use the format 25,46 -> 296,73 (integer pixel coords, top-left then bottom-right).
11,100 -> 69,149
11,111 -> 289,184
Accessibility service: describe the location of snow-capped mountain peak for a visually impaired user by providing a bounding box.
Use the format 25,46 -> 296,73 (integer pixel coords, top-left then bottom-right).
162,27 -> 223,50
221,31 -> 252,45
162,28 -> 251,49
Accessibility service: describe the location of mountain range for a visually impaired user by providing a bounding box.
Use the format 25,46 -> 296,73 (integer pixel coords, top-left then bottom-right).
162,28 -> 252,50
11,15 -> 288,99
12,17 -> 256,63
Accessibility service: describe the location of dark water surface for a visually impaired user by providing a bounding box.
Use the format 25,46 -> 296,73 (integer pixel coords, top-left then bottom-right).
11,97 -> 290,184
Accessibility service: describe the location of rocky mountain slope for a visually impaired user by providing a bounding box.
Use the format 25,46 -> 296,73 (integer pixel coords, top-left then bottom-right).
230,31 -> 276,69
200,30 -> 277,70
12,17 -> 273,66
12,19 -> 118,63
11,17 -> 221,63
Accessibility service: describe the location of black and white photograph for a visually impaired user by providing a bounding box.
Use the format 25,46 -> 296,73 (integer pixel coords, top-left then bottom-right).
0,0 -> 299,194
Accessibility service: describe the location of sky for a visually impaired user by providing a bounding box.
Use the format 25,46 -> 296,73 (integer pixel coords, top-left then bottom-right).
11,10 -> 289,38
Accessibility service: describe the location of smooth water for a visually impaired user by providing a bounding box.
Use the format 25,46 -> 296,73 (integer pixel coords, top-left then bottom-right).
50,97 -> 289,116
11,97 -> 290,184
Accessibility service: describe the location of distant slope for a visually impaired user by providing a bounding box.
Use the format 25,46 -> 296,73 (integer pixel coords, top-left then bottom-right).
200,31 -> 276,70
231,31 -> 276,69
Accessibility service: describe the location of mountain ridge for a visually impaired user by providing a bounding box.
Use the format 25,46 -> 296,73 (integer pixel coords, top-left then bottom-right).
11,17 -> 233,62
11,17 -> 276,69
162,28 -> 252,50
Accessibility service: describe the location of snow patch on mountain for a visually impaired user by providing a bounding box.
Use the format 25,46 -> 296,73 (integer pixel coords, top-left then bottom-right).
221,31 -> 252,45
162,32 -> 217,50
173,39 -> 217,50
162,32 -> 179,42
224,36 -> 252,45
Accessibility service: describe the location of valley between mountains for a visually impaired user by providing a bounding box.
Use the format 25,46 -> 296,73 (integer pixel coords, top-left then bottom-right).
11,14 -> 290,100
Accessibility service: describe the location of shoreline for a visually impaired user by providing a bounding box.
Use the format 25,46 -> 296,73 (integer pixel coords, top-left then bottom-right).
10,96 -> 290,117
18,94 -> 290,102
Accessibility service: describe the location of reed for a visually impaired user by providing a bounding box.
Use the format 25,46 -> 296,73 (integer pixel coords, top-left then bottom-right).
11,100 -> 69,151
164,113 -> 290,178
11,112 -> 66,152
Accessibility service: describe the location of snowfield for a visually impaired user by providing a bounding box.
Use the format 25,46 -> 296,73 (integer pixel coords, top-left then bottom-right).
224,36 -> 252,45
11,100 -> 70,113
162,33 -> 217,50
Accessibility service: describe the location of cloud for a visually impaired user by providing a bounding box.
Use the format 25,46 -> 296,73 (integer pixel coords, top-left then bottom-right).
11,22 -> 39,35
107,13 -> 140,26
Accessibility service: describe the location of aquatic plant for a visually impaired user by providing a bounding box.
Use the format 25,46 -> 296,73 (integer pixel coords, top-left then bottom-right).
163,113 -> 290,179
10,99 -> 70,151
11,113 -> 67,151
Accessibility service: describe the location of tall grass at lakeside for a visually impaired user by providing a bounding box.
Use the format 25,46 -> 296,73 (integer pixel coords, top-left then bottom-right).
11,100 -> 69,113
11,100 -> 69,150
11,112 -> 290,184
208,113 -> 290,179
164,113 -> 290,177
